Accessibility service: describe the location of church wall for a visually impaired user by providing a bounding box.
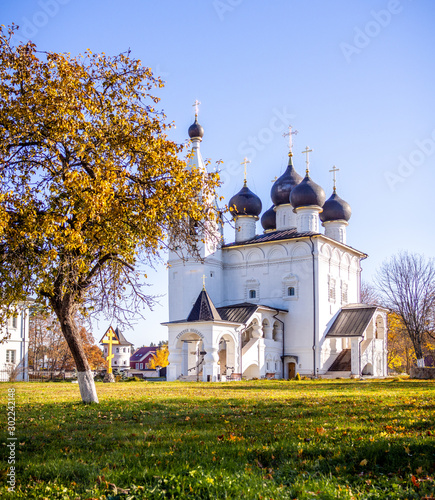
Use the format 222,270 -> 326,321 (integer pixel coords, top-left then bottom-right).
221,236 -> 365,376
222,239 -> 320,375
316,241 -> 363,373
168,252 -> 224,322
0,306 -> 29,381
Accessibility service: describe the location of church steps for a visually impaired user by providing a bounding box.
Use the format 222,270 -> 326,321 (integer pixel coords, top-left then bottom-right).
242,338 -> 258,356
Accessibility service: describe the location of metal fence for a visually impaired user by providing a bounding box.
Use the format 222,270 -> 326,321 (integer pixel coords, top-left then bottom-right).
0,369 -> 77,382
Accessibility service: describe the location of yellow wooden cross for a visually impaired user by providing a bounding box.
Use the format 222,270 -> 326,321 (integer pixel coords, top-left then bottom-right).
101,327 -> 120,374
283,125 -> 298,155
329,165 -> 340,192
302,146 -> 313,175
202,274 -> 206,290
192,99 -> 201,118
240,157 -> 251,186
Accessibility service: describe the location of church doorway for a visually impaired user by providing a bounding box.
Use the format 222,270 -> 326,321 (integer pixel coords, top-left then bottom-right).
180,333 -> 205,380
218,333 -> 237,380
288,362 -> 296,379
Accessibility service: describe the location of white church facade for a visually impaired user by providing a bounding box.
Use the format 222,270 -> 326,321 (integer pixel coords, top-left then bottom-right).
164,113 -> 388,381
0,302 -> 30,381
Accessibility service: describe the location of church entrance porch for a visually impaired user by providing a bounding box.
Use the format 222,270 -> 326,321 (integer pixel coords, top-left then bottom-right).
167,331 -> 206,381
282,355 -> 298,379
182,337 -> 205,381
218,333 -> 237,381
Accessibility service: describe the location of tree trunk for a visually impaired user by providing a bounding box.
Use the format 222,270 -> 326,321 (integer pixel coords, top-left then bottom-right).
412,338 -> 425,368
52,300 -> 99,403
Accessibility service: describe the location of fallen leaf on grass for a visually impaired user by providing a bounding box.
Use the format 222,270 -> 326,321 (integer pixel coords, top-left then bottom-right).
360,459 -> 368,466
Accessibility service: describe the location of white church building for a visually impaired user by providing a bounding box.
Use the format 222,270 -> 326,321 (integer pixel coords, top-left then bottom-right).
164,112 -> 388,381
0,303 -> 30,381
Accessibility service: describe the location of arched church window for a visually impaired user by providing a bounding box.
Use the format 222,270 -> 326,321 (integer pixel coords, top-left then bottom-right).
249,289 -> 256,299
282,274 -> 298,300
341,282 -> 348,305
328,277 -> 336,303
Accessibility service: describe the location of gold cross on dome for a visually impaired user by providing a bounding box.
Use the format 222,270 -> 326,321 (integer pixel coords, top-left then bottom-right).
302,146 -> 313,174
192,99 -> 201,118
202,274 -> 206,290
241,157 -> 251,186
283,125 -> 298,155
329,165 -> 340,192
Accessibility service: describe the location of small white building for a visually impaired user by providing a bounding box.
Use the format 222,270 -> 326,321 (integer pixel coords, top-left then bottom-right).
100,326 -> 133,371
0,303 -> 30,381
164,114 -> 388,381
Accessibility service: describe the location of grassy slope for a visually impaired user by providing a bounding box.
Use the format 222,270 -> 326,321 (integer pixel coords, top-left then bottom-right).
0,379 -> 434,499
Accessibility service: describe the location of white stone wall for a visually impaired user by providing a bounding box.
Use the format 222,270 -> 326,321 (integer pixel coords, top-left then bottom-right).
221,236 -> 363,375
168,253 -> 224,322
275,204 -> 297,230
323,220 -> 348,244
234,216 -> 258,243
0,306 -> 29,381
317,240 -> 362,373
167,226 -> 365,378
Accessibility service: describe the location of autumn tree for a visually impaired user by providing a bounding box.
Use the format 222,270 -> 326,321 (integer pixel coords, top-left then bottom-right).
29,310 -> 72,371
360,281 -> 381,306
388,312 -> 435,373
29,310 -> 107,372
149,344 -> 169,370
0,27 -> 219,402
375,252 -> 435,367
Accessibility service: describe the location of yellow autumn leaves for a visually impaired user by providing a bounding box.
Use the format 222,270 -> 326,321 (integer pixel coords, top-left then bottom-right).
0,25 -> 220,313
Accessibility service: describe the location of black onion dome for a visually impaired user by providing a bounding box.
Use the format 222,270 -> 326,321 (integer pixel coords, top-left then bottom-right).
188,118 -> 204,139
319,192 -> 352,222
271,156 -> 303,206
290,173 -> 326,209
229,184 -> 262,217
261,205 -> 276,231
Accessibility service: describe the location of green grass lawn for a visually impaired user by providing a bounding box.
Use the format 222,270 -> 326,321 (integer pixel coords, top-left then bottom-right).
0,379 -> 434,499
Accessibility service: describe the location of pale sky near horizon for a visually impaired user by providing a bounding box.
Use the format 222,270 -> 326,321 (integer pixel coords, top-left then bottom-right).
2,0 -> 435,347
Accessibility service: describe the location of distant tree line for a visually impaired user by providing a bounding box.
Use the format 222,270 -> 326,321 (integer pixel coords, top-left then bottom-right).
363,251 -> 435,372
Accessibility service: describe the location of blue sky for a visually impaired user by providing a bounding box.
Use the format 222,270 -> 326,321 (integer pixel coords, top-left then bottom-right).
2,0 -> 435,347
